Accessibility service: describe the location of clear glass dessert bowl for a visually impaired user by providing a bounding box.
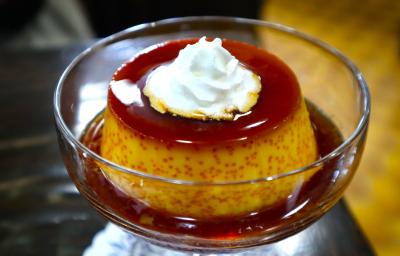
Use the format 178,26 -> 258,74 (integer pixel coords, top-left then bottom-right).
54,17 -> 370,254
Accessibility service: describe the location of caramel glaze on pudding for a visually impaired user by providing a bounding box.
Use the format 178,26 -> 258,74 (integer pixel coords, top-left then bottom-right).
109,38 -> 300,143
98,38 -> 319,219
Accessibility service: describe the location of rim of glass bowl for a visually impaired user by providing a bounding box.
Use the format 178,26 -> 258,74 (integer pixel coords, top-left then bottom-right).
54,16 -> 370,186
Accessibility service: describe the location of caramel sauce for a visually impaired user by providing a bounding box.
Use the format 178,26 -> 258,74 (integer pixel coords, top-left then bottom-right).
109,38 -> 301,144
81,103 -> 342,238
80,39 -> 342,238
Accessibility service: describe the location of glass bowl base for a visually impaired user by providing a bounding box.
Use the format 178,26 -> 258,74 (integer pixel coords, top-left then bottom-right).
83,223 -> 285,256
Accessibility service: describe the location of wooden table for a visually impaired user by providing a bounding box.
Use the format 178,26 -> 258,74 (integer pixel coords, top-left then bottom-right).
0,46 -> 375,255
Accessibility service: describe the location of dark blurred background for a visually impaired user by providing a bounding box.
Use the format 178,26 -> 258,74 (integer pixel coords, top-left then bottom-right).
0,0 -> 262,48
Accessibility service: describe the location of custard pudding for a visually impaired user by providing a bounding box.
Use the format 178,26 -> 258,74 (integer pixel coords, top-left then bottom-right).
99,37 -> 318,219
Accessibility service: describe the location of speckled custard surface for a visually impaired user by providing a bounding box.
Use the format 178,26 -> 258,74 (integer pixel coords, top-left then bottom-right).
99,38 -> 319,219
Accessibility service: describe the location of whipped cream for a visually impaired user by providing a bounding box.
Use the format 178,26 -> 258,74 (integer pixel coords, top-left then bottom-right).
143,37 -> 261,120
110,79 -> 144,106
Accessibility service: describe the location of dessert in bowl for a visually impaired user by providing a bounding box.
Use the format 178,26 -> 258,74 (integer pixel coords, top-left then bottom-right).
97,36 -> 318,219
54,17 -> 369,253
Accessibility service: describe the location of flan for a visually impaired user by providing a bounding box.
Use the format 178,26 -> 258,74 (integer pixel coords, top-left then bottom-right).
99,38 -> 319,219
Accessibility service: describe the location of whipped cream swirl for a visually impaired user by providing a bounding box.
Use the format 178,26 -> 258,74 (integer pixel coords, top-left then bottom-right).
143,37 -> 261,120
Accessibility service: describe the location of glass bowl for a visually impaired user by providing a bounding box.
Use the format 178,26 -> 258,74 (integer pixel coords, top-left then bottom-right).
54,16 -> 370,254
